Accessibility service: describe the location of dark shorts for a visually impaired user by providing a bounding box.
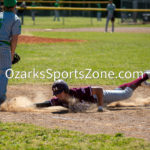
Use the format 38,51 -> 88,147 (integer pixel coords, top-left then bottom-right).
111,16 -> 115,22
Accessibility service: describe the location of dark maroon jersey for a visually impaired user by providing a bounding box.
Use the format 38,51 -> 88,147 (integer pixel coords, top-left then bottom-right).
49,86 -> 97,108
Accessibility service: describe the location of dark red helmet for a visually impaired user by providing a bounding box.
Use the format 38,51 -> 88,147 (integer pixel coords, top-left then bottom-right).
52,80 -> 69,96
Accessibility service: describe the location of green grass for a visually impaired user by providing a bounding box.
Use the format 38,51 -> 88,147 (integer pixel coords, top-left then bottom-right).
0,122 -> 149,150
22,16 -> 150,29
10,31 -> 150,85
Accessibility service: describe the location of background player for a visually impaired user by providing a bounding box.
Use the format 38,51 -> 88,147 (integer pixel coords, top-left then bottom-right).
35,71 -> 150,112
0,0 -> 21,105
53,0 -> 60,22
105,0 -> 116,32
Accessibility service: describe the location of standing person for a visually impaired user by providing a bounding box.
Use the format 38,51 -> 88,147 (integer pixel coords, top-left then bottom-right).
31,1 -> 37,25
105,0 -> 116,32
17,1 -> 26,25
97,3 -> 102,21
53,0 -> 60,22
35,72 -> 150,112
0,0 -> 21,105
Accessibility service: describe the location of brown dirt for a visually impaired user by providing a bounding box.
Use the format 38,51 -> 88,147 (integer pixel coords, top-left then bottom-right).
20,27 -> 150,44
18,35 -> 85,44
0,84 -> 150,141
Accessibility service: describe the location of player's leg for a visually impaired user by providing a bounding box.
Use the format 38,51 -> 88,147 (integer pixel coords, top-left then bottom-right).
103,72 -> 150,104
56,10 -> 60,21
0,48 -> 11,105
103,87 -> 133,104
99,12 -> 102,21
0,70 -> 8,105
31,11 -> 34,21
118,73 -> 149,90
97,12 -> 101,21
53,10 -> 57,21
112,21 -> 114,32
105,17 -> 109,32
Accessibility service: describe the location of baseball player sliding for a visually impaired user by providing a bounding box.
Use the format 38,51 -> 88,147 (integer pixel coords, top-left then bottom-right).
35,71 -> 150,112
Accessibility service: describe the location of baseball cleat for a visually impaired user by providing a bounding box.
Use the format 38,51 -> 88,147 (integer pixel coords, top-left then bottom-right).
144,70 -> 150,86
144,70 -> 150,79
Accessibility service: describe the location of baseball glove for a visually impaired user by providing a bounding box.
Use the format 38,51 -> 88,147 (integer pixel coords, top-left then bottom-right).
12,53 -> 20,65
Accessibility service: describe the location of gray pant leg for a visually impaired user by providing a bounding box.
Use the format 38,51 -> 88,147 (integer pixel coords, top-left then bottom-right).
54,10 -> 60,21
31,11 -> 36,21
0,69 -> 8,104
56,10 -> 60,21
112,21 -> 114,32
0,47 -> 11,105
105,17 -> 110,32
97,12 -> 101,21
103,87 -> 133,104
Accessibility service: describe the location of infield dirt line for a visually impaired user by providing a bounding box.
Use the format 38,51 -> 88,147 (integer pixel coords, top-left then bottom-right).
23,27 -> 150,33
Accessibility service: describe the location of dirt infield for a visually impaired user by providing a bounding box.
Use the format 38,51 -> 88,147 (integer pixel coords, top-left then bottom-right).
20,27 -> 150,43
0,84 -> 150,141
18,35 -> 85,44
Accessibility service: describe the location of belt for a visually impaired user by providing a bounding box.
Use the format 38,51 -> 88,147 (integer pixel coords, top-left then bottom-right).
0,40 -> 11,46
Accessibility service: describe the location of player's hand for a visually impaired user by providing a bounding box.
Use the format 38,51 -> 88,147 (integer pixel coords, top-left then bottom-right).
97,106 -> 104,112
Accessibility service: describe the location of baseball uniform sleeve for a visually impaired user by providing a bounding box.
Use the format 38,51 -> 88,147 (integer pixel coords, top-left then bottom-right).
12,19 -> 21,35
69,86 -> 97,103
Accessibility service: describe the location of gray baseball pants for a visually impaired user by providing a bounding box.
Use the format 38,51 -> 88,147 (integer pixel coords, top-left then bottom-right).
0,45 -> 11,105
105,15 -> 114,32
103,87 -> 133,104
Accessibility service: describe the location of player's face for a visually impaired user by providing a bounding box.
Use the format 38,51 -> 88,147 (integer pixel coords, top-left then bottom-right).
56,91 -> 67,100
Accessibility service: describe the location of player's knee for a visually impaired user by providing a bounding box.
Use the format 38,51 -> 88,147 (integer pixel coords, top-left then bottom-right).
123,88 -> 133,99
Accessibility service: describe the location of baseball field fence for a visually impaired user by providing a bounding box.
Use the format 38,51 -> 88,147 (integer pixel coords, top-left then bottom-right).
16,7 -> 150,25
0,0 -> 150,25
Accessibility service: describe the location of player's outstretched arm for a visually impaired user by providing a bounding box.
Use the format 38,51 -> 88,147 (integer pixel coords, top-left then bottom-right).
34,100 -> 52,108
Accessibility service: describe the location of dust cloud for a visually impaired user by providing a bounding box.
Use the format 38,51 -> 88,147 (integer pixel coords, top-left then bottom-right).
0,96 -> 36,112
108,97 -> 150,107
0,94 -> 150,112
0,95 -> 67,113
